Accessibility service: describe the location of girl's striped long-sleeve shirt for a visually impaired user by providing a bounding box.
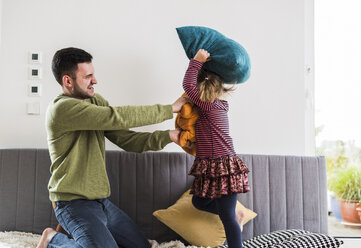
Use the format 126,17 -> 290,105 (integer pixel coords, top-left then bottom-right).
183,59 -> 236,159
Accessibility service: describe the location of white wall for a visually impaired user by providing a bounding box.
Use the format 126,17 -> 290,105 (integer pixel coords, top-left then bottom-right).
304,0 -> 315,155
0,0 -> 2,53
0,0 -> 315,156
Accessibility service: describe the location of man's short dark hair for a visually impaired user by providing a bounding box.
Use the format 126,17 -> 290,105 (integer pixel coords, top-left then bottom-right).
52,47 -> 93,85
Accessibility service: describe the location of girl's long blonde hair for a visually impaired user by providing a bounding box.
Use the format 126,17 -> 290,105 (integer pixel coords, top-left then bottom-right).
197,69 -> 234,102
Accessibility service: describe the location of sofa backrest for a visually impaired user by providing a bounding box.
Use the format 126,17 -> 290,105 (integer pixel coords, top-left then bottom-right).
0,149 -> 328,242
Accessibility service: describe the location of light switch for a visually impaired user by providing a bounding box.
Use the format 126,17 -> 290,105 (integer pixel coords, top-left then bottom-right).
27,102 -> 40,115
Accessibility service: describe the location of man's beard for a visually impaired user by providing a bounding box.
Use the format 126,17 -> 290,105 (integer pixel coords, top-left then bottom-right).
73,81 -> 93,99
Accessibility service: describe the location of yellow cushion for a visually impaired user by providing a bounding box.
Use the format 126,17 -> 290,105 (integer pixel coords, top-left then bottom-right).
153,189 -> 257,247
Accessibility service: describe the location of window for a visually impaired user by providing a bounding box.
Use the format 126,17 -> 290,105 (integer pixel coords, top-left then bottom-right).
315,0 -> 361,237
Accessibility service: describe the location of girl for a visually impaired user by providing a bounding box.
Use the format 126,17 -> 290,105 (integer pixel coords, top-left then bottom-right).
183,49 -> 250,248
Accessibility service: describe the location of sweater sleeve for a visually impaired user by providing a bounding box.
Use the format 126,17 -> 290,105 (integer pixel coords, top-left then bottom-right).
182,59 -> 215,111
50,96 -> 173,132
105,129 -> 172,153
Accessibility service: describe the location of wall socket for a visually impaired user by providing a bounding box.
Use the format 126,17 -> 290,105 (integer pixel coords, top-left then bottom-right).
28,67 -> 42,80
28,83 -> 42,97
29,51 -> 42,64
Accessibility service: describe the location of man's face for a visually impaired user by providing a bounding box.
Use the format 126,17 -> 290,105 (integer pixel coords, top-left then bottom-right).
71,62 -> 97,99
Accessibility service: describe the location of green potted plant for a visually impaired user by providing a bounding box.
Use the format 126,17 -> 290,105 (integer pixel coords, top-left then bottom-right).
356,200 -> 361,223
326,155 -> 348,220
329,166 -> 361,224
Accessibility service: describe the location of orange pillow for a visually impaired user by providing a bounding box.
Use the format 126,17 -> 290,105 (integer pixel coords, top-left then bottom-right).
175,93 -> 198,156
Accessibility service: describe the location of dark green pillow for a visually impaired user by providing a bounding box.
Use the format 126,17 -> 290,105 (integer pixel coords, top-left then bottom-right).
176,26 -> 250,84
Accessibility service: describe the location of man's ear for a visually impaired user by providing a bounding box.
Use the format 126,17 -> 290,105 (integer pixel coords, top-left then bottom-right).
62,75 -> 73,88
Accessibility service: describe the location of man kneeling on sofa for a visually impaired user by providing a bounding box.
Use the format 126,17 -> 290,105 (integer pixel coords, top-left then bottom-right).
37,47 -> 185,248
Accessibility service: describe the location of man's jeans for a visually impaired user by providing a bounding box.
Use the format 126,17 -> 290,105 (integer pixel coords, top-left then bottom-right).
48,198 -> 151,248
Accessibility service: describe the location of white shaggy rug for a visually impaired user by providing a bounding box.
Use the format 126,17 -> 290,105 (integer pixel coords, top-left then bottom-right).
0,232 -> 39,248
0,231 -> 209,248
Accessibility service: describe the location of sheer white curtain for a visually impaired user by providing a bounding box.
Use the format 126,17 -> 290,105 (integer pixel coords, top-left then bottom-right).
315,0 -> 361,147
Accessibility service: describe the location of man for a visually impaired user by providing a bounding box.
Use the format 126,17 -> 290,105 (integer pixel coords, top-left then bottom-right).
37,47 -> 186,248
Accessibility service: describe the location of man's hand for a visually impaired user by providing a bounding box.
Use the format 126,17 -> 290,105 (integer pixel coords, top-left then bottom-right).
172,96 -> 187,113
169,129 -> 181,145
194,49 -> 210,63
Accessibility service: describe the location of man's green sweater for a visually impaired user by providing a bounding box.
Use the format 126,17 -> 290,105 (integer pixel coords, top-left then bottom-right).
46,93 -> 173,202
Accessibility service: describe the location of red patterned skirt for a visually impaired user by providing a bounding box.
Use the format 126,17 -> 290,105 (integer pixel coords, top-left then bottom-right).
189,155 -> 250,199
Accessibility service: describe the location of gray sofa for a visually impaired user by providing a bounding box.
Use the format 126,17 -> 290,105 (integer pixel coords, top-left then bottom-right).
0,149 -> 328,243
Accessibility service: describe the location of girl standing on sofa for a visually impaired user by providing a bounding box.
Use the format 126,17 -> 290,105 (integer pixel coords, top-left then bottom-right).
183,49 -> 250,248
